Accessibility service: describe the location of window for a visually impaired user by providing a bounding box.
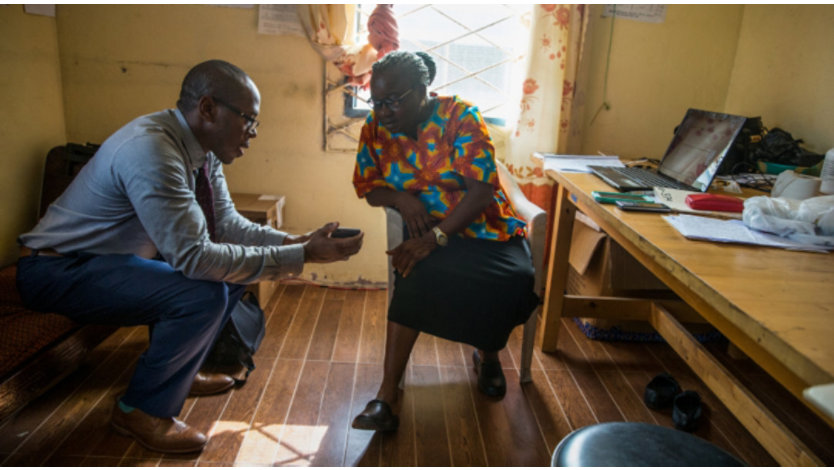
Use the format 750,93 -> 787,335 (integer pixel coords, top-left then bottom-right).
325,4 -> 531,152
350,4 -> 531,124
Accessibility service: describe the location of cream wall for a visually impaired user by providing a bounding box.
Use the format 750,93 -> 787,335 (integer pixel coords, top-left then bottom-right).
0,6 -> 67,267
724,5 -> 834,153
4,5 -> 832,281
55,5 -> 386,287
578,4 -> 833,159
579,5 -> 745,159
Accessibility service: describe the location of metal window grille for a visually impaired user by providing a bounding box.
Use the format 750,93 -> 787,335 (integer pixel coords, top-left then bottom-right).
324,4 -> 531,152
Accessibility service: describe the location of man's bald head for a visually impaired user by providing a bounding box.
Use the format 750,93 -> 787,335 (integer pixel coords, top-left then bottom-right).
177,60 -> 252,112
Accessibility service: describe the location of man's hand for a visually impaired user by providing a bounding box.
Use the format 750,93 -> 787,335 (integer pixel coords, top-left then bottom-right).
394,191 -> 435,239
386,233 -> 436,278
282,231 -> 314,245
303,222 -> 364,263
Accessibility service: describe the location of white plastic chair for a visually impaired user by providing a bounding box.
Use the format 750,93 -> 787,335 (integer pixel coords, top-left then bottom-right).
384,160 -> 546,383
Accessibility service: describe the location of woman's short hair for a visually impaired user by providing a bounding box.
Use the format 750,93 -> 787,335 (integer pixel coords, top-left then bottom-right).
372,51 -> 437,88
177,60 -> 250,112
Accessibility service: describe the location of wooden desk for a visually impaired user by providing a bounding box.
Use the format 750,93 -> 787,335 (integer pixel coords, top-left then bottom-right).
540,170 -> 834,466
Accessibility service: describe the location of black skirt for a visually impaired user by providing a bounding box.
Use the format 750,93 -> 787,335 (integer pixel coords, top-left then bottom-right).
388,235 -> 539,352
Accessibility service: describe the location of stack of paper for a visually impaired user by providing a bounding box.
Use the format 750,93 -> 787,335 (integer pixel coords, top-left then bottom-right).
663,214 -> 831,252
533,153 -> 625,173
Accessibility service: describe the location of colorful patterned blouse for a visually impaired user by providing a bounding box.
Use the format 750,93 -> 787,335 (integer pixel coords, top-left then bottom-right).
353,95 -> 526,241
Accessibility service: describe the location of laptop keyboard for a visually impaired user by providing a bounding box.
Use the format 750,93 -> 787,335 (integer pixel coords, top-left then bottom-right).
608,166 -> 692,190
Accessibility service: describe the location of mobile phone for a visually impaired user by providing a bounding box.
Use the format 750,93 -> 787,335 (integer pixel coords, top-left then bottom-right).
615,200 -> 672,213
331,228 -> 361,238
592,191 -> 651,204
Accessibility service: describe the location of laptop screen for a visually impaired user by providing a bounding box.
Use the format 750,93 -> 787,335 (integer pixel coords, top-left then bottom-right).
657,109 -> 746,192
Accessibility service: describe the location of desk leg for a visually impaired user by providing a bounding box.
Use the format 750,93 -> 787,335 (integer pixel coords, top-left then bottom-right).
540,185 -> 576,352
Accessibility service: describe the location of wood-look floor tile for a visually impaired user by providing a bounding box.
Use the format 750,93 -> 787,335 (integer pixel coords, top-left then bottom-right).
197,363 -> 271,464
331,289 -> 367,363
8,348 -> 140,465
260,283 -> 287,317
279,286 -> 326,360
409,365 -> 451,466
306,289 -> 345,361
234,358 -> 303,465
544,368 -> 597,431
469,367 -> 549,466
532,317 -> 576,371
378,374 -> 416,466
309,362 -> 355,466
435,337 -> 464,367
357,290 -> 386,364
410,333 -> 437,366
259,284 -> 304,357
558,321 -> 624,423
0,347 -> 113,456
273,360 -> 330,466
346,363 -> 382,466
439,365 -> 487,466
5,283 -> 829,467
523,368 -> 573,455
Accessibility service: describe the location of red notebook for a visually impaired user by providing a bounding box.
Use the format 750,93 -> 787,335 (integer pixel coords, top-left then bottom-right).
684,193 -> 744,213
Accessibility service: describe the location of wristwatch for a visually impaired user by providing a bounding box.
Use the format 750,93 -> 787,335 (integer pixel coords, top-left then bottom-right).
432,226 -> 448,247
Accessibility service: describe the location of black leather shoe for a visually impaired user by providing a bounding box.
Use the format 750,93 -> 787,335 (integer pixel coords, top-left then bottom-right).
472,350 -> 506,398
673,390 -> 703,432
351,399 -> 399,432
644,372 -> 681,410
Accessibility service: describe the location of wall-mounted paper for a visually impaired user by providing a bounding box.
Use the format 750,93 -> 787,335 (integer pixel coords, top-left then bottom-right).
603,5 -> 666,23
258,5 -> 304,36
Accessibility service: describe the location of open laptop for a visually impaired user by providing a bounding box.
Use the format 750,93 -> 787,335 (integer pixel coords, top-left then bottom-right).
589,109 -> 747,192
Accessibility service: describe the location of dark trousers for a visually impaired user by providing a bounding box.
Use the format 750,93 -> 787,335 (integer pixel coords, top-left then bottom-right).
16,252 -> 245,418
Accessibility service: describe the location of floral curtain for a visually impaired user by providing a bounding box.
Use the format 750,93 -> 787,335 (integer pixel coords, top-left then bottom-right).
297,4 -> 398,88
503,5 -> 589,218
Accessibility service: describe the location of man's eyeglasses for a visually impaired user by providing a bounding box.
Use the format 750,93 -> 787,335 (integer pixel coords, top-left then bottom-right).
212,96 -> 260,132
369,88 -> 413,111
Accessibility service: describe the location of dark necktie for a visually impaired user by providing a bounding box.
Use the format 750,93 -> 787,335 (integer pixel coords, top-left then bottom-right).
195,161 -> 217,241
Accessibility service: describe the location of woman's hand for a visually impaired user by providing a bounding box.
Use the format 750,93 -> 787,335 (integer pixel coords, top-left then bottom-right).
394,191 -> 435,239
386,234 -> 436,278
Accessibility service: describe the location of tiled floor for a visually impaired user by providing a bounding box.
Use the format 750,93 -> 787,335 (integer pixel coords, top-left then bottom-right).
1,283 -> 831,466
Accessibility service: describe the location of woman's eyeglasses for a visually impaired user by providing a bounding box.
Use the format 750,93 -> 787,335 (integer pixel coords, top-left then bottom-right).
369,88 -> 413,111
212,96 -> 260,132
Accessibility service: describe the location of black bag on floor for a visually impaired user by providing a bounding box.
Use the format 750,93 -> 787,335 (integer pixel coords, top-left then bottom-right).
204,291 -> 266,383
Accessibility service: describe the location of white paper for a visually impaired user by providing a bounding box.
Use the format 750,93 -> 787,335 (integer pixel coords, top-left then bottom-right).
603,5 -> 667,23
804,383 -> 834,420
258,4 -> 305,36
663,214 -> 831,252
653,187 -> 743,220
534,153 -> 625,173
24,4 -> 55,17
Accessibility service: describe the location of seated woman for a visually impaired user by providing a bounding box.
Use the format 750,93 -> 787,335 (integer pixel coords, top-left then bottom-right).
351,51 -> 539,432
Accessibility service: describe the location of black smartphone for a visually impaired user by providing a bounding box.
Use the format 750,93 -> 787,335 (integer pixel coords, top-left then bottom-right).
331,228 -> 361,238
615,200 -> 672,213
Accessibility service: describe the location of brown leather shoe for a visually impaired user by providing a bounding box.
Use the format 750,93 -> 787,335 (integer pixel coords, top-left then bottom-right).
189,371 -> 235,396
111,403 -> 207,453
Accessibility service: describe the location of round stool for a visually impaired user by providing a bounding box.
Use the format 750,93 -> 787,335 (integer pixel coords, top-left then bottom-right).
551,422 -> 745,467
